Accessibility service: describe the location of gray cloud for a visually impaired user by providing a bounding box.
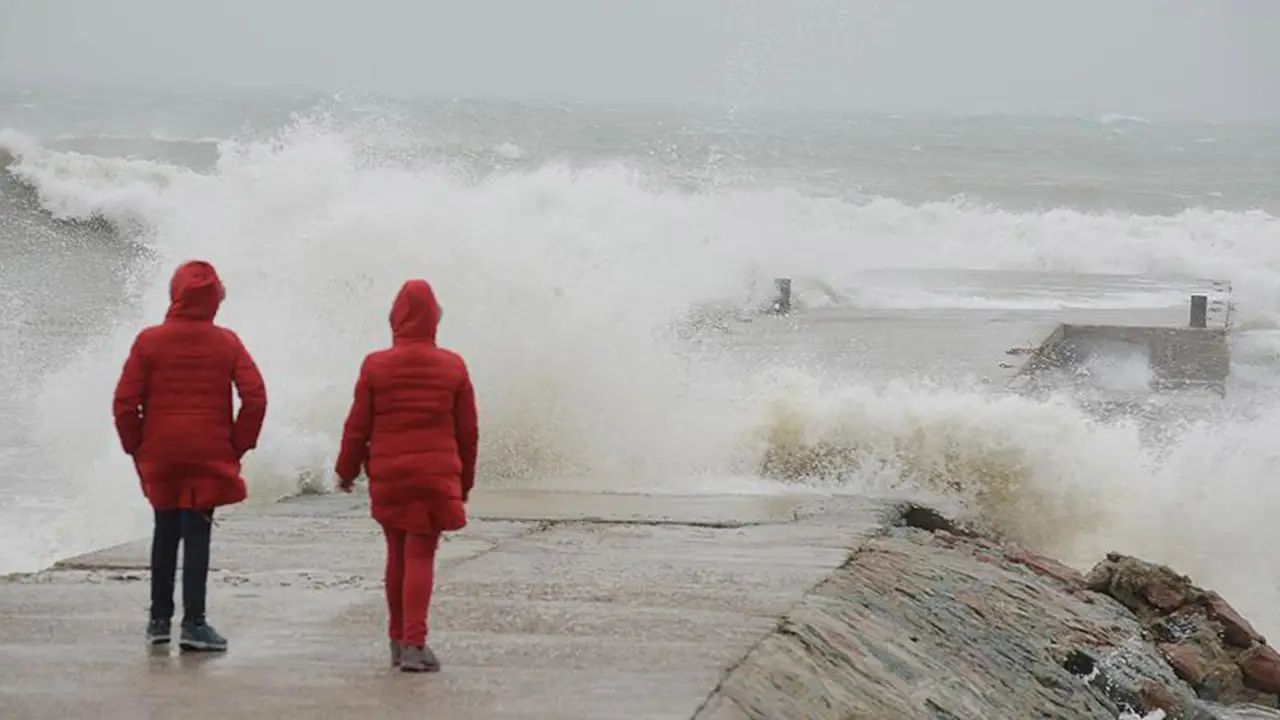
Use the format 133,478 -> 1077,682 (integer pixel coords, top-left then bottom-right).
1,0 -> 1276,122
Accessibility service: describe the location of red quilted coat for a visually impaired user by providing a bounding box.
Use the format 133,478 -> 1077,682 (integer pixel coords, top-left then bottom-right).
335,279 -> 478,536
112,260 -> 268,511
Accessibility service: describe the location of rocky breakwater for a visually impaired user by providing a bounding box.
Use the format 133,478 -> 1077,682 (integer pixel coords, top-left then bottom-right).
1087,552 -> 1280,713
695,505 -> 1280,720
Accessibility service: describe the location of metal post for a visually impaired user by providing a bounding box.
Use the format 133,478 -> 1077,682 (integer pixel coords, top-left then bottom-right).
773,278 -> 792,315
1189,294 -> 1207,328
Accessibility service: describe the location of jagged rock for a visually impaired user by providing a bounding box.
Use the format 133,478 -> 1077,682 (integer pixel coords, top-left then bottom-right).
1084,554 -> 1279,708
1207,592 -> 1267,648
1086,554 -> 1198,616
1162,642 -> 1210,686
1189,627 -> 1250,702
1006,548 -> 1086,589
1153,607 -> 1207,645
899,504 -> 971,536
1141,680 -> 1181,714
1240,645 -> 1280,695
931,529 -> 959,548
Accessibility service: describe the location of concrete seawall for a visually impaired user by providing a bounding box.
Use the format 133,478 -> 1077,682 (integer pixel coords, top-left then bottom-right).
1000,281 -> 1234,399
5,489 -> 1280,719
0,489 -> 898,719
697,519 -> 1280,720
1006,323 -> 1232,397
698,270 -> 1235,396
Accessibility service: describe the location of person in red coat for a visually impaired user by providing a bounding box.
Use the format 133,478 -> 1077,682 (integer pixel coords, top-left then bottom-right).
335,278 -> 478,673
112,259 -> 267,653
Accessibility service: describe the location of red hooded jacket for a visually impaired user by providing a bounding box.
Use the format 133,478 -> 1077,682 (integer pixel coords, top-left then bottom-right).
112,260 -> 268,510
335,279 -> 478,535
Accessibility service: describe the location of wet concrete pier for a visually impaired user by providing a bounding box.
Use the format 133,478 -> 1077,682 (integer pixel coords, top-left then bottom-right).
721,270 -> 1234,397
0,489 -> 899,719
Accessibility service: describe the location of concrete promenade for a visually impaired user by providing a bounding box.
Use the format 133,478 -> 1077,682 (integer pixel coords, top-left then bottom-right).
0,488 -> 899,719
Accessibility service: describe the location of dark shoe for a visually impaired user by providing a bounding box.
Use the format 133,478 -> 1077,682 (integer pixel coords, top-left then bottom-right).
399,645 -> 441,673
390,640 -> 402,668
146,619 -> 171,646
179,621 -> 228,652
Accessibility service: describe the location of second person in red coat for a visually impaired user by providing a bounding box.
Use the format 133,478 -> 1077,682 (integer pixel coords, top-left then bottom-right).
335,278 -> 479,673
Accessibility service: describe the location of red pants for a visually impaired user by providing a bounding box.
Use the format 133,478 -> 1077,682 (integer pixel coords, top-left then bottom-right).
382,526 -> 441,647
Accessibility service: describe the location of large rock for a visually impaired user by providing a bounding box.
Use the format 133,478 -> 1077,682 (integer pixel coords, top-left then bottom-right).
1240,646 -> 1280,696
1207,592 -> 1268,649
1085,553 -> 1199,616
1085,554 -> 1279,708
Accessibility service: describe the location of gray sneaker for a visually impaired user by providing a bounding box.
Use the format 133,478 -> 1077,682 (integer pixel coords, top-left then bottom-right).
390,640 -> 402,668
179,622 -> 228,653
146,619 -> 171,646
399,645 -> 441,673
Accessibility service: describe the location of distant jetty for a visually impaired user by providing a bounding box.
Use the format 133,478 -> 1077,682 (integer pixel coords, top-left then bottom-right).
767,274 -> 1234,400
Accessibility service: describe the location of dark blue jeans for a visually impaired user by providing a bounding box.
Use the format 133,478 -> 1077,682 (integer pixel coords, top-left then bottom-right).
149,509 -> 214,625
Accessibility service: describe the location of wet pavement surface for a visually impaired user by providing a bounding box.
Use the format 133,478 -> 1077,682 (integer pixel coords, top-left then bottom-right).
0,489 -> 898,719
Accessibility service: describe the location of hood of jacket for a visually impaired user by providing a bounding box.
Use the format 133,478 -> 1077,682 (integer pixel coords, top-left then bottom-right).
166,260 -> 225,322
390,279 -> 440,344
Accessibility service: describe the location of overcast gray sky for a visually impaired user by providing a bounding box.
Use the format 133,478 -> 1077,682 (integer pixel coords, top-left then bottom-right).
1,0 -> 1277,122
